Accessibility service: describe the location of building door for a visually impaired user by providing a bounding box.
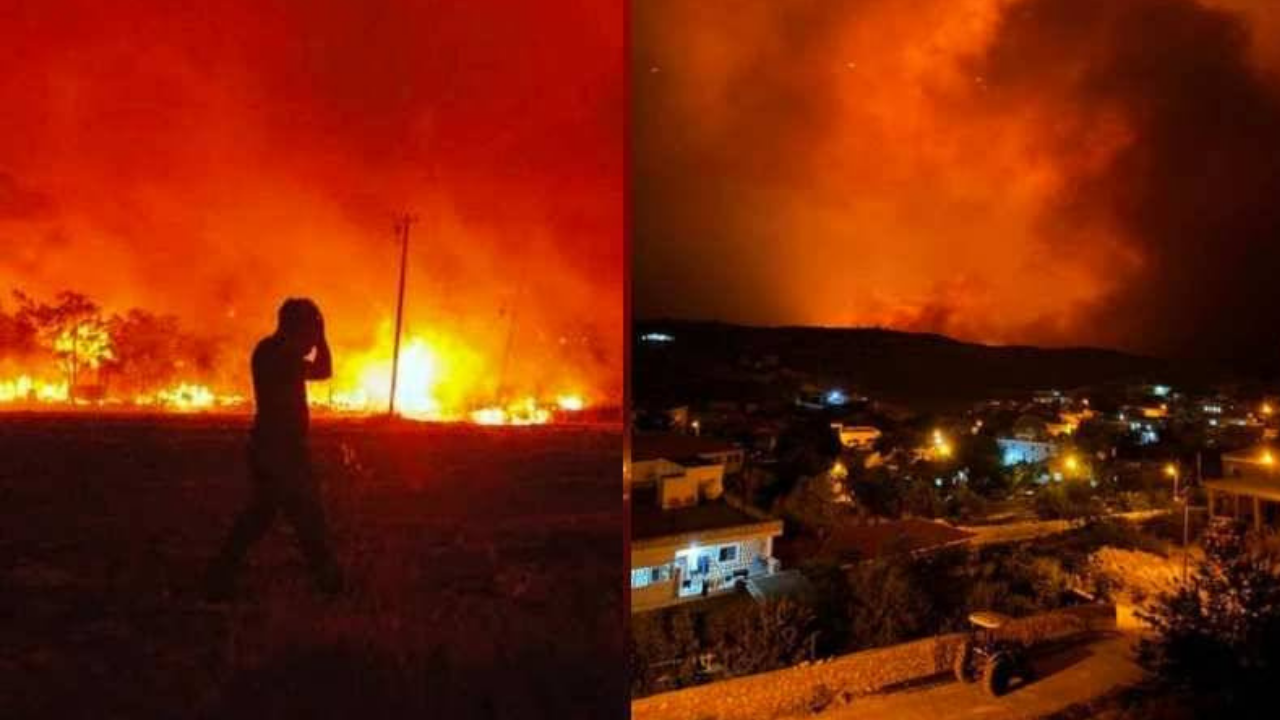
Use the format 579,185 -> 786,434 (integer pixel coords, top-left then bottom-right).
674,548 -> 715,598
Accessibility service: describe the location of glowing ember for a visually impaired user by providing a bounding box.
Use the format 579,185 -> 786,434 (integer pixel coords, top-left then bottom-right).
469,398 -> 554,426
318,337 -> 446,419
556,394 -> 585,412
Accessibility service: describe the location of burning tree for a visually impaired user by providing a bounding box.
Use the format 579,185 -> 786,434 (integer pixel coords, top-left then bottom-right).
105,309 -> 218,396
13,290 -> 114,401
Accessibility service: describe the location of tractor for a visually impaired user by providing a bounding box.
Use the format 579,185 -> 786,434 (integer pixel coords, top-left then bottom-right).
952,611 -> 1033,696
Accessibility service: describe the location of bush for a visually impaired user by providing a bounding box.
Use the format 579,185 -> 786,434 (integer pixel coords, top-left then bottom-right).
945,485 -> 989,522
1033,480 -> 1102,520
704,599 -> 819,677
844,557 -> 934,648
1137,519 -> 1280,711
629,598 -> 819,698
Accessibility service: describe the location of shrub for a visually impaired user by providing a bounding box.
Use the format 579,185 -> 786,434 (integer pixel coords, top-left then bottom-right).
844,557 -> 935,648
1137,519 -> 1280,711
1034,480 -> 1102,520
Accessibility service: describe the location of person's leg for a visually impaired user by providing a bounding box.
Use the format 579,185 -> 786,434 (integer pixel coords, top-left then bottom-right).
206,460 -> 280,600
279,463 -> 343,594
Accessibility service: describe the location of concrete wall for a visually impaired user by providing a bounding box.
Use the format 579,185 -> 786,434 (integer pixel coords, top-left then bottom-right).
631,605 -> 1115,720
633,578 -> 678,612
634,458 -> 686,485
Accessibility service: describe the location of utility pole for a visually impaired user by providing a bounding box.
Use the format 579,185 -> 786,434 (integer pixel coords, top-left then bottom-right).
389,213 -> 416,417
496,258 -> 529,406
1185,450 -> 1201,583
69,323 -> 78,406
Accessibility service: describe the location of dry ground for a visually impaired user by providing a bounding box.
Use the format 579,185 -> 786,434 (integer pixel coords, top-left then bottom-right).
0,414 -> 623,719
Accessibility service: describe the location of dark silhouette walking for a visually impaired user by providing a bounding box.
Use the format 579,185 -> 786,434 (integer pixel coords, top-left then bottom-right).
207,298 -> 343,600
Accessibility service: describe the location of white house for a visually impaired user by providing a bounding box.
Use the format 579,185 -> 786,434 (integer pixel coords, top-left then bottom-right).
997,437 -> 1059,466
630,435 -> 782,612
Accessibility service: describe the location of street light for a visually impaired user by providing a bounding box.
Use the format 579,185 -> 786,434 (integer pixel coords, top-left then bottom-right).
932,429 -> 953,459
1165,460 -> 1192,583
1164,462 -> 1179,496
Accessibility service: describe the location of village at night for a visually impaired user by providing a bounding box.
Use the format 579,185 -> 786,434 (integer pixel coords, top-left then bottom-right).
630,0 -> 1280,718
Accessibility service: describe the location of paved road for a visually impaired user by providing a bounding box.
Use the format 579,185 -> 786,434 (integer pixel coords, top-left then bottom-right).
819,632 -> 1145,720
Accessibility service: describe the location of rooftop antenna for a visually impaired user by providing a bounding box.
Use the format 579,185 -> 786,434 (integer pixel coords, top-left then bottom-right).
389,212 -> 417,417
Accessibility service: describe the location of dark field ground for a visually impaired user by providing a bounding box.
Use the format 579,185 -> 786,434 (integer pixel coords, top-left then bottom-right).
0,414 -> 623,719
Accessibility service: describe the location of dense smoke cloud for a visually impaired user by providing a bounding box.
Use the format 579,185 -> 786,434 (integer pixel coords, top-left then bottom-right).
634,0 -> 1280,366
0,0 -> 621,397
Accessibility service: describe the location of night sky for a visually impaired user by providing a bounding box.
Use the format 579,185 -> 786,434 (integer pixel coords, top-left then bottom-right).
634,0 -> 1280,364
0,0 -> 622,389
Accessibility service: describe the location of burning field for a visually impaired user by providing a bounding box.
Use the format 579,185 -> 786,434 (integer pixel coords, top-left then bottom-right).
0,0 -> 623,424
0,414 -> 624,718
0,1 -> 623,716
0,288 -> 615,424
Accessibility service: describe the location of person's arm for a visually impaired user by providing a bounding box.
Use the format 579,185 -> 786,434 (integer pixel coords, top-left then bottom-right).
305,314 -> 333,380
306,336 -> 332,380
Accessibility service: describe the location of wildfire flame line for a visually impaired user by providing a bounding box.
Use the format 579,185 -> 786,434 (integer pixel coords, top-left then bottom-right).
2,328 -> 590,424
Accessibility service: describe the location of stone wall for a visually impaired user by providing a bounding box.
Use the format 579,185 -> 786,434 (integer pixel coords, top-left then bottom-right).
631,604 -> 1116,720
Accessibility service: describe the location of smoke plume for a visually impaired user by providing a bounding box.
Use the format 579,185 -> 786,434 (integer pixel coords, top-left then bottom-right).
634,0 -> 1280,366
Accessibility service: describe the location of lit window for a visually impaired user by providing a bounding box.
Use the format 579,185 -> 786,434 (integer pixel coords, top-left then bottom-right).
631,565 -> 672,588
719,545 -> 738,563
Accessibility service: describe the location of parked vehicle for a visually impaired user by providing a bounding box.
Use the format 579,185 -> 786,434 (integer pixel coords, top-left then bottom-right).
953,611 -> 1033,696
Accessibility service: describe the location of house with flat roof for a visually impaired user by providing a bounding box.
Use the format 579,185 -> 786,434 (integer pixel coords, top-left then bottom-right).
630,437 -> 782,612
631,491 -> 783,611
632,432 -> 746,481
1205,444 -> 1280,531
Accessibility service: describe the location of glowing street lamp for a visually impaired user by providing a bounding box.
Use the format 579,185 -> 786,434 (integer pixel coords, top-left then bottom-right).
1262,450 -> 1276,467
830,459 -> 848,480
1164,462 -> 1181,500
931,429 -> 953,459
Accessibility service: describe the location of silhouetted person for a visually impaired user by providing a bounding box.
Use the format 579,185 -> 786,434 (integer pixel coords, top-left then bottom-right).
207,298 -> 342,600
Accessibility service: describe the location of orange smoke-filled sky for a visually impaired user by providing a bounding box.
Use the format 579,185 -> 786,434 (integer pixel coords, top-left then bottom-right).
634,0 -> 1280,363
0,0 -> 621,395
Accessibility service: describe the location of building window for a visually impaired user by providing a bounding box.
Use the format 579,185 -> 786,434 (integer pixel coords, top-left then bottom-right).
631,564 -> 672,589
718,544 -> 738,563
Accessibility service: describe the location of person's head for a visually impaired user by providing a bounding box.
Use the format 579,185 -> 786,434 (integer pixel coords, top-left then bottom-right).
276,298 -> 322,353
